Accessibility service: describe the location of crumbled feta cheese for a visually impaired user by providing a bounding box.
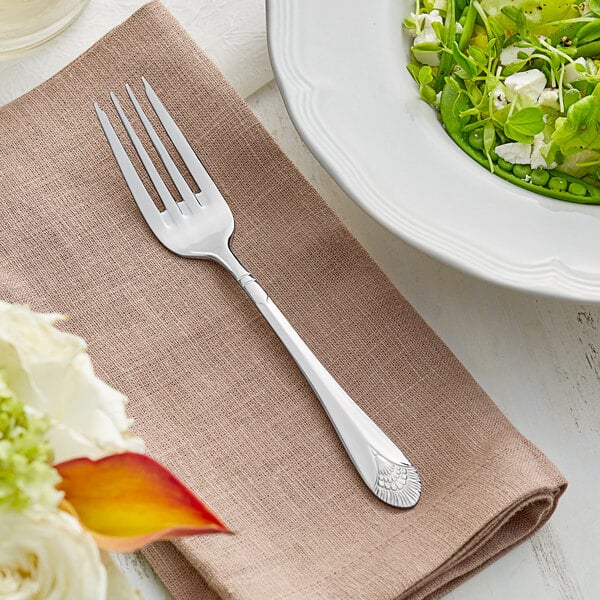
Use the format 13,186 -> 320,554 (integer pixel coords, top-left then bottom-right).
530,133 -> 557,169
495,142 -> 533,165
407,11 -> 443,37
493,85 -> 508,110
504,69 -> 547,103
420,9 -> 443,25
455,22 -> 463,34
413,10 -> 443,66
414,35 -> 441,66
563,57 -> 586,84
500,45 -> 535,66
538,88 -> 560,109
414,25 -> 439,45
496,135 -> 556,169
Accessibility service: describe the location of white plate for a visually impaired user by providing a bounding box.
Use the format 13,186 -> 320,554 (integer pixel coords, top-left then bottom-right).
266,0 -> 600,302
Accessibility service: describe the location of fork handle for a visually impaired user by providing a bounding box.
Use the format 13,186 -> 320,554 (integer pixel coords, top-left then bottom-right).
235,271 -> 421,508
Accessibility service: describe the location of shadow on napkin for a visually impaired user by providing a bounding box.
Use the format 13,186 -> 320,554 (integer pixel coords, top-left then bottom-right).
0,2 -> 566,599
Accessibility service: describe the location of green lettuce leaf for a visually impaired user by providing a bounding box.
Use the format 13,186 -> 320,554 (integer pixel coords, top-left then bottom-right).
504,106 -> 545,143
552,84 -> 600,157
479,0 -> 579,33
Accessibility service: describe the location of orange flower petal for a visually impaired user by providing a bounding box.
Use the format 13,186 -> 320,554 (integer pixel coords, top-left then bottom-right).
55,452 -> 230,551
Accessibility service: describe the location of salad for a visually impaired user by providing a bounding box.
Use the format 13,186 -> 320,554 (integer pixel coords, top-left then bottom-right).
404,0 -> 600,203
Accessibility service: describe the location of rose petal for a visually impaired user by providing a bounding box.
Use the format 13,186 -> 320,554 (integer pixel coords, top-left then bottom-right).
55,452 -> 230,551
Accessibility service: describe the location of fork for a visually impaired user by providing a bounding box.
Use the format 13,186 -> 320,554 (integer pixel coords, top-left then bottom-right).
94,78 -> 421,508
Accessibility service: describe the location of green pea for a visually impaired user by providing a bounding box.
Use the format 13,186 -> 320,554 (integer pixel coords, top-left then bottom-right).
530,169 -> 550,186
497,158 -> 513,171
568,182 -> 588,196
549,177 -> 568,192
468,129 -> 484,150
513,164 -> 532,179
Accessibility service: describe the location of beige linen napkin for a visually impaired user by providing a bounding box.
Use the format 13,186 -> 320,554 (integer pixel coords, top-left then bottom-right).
0,3 -> 566,599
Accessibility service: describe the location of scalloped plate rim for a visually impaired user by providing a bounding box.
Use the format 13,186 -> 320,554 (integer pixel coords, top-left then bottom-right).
265,0 -> 600,302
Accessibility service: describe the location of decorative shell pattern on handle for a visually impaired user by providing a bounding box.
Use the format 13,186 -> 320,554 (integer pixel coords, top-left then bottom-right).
371,450 -> 421,508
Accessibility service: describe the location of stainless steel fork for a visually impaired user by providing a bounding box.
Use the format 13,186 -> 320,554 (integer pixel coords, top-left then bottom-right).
94,79 -> 421,508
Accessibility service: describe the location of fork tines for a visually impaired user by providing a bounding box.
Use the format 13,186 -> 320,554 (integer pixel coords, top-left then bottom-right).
94,78 -> 215,230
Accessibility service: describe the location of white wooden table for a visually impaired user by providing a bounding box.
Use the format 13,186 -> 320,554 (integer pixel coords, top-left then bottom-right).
2,1 -> 598,598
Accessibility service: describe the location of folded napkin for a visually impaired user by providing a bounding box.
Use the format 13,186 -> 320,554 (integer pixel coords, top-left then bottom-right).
0,2 -> 566,599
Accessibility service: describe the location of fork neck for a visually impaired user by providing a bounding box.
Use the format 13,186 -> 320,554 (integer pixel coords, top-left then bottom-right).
211,244 -> 252,283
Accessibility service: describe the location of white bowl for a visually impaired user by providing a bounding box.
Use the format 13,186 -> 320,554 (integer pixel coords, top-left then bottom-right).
266,0 -> 600,302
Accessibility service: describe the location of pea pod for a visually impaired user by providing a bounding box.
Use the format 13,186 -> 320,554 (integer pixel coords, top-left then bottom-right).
549,22 -> 585,46
438,78 -> 471,135
575,40 -> 600,57
458,3 -> 477,51
439,79 -> 600,204
574,20 -> 600,45
434,0 -> 457,91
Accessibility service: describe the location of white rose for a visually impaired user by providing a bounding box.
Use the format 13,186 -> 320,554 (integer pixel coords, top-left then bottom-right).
0,302 -> 144,463
0,510 -> 106,599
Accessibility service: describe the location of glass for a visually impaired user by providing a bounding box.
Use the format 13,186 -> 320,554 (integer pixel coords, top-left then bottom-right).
0,0 -> 90,54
